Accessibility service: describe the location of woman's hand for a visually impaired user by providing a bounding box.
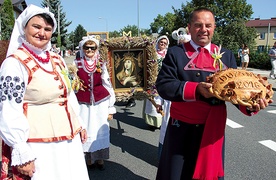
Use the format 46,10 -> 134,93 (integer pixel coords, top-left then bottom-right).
108,114 -> 113,120
156,105 -> 163,113
80,129 -> 87,144
16,160 -> 35,177
123,76 -> 137,86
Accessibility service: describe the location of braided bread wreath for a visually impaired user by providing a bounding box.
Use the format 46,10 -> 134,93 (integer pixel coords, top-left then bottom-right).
206,68 -> 274,108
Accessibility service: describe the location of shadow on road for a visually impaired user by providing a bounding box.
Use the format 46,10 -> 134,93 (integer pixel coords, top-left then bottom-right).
88,160 -> 148,180
109,102 -> 160,168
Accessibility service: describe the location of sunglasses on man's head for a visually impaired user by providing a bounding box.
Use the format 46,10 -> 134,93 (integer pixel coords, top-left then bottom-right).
83,46 -> 97,50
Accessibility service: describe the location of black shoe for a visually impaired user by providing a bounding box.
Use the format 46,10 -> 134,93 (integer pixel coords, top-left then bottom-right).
149,125 -> 156,132
97,163 -> 105,171
126,99 -> 136,108
126,101 -> 136,108
87,164 -> 96,170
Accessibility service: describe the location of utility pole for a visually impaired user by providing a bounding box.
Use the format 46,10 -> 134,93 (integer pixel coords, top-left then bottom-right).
99,17 -> 108,32
47,0 -> 50,8
266,23 -> 270,51
58,4 -> 60,36
137,0 -> 140,37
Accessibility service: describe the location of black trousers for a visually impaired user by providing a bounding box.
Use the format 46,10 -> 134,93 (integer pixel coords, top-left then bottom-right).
156,118 -> 225,180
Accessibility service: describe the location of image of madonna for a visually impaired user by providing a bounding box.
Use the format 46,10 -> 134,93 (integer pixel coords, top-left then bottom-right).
116,52 -> 139,88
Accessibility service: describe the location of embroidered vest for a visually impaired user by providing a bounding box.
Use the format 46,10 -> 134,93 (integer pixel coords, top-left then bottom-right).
11,48 -> 82,142
75,58 -> 110,105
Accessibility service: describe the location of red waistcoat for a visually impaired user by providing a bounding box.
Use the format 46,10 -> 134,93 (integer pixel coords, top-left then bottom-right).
75,59 -> 110,104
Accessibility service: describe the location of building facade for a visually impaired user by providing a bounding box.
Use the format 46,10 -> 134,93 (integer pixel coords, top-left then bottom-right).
246,17 -> 276,52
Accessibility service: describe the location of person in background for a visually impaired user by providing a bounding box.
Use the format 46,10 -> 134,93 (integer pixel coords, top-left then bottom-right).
241,44 -> 250,70
0,4 -> 89,179
155,7 -> 271,180
74,36 -> 116,171
268,41 -> 276,79
237,44 -> 244,67
157,32 -> 192,159
144,35 -> 169,131
50,44 -> 58,53
178,27 -> 191,44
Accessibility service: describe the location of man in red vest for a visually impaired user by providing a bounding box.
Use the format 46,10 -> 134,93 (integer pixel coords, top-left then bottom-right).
155,7 -> 271,180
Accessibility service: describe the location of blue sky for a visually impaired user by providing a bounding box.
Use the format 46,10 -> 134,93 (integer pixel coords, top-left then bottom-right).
25,0 -> 276,33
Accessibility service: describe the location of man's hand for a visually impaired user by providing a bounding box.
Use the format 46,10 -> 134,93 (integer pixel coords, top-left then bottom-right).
196,82 -> 214,98
248,98 -> 273,112
16,160 -> 35,177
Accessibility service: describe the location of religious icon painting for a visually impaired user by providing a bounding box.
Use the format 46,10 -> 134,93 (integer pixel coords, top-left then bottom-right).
99,36 -> 158,102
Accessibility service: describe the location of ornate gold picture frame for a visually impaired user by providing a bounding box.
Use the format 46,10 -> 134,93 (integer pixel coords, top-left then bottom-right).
99,36 -> 158,102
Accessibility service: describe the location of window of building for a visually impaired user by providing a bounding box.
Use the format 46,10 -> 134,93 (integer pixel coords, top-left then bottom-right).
257,45 -> 265,53
259,32 -> 265,40
274,32 -> 276,39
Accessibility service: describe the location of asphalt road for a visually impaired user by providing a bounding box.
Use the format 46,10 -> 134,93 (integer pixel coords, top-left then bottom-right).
89,100 -> 159,180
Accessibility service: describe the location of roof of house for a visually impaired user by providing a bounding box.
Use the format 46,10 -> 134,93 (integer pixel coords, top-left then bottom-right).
246,18 -> 276,27
0,0 -> 27,13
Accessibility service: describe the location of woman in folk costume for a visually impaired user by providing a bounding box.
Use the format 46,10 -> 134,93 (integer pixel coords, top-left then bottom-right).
74,36 -> 116,170
0,4 -> 89,180
144,35 -> 169,131
157,31 -> 192,159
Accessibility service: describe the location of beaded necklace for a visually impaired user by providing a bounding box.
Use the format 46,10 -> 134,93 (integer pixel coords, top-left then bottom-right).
23,43 -> 50,63
157,49 -> 166,58
83,57 -> 96,72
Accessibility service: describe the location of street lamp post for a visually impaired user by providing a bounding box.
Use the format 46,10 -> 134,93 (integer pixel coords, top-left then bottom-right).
98,17 -> 108,32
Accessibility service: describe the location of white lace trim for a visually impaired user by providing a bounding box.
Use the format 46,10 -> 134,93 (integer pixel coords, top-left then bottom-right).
20,37 -> 48,58
11,142 -> 36,166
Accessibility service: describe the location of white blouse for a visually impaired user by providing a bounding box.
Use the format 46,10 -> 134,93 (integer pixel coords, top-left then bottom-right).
0,42 -> 84,166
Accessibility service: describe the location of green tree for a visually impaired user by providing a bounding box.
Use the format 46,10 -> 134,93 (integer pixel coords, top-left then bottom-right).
73,24 -> 87,48
140,28 -> 151,37
65,31 -> 75,50
150,12 -> 177,45
109,30 -> 121,38
41,0 -> 71,48
150,13 -> 176,34
0,0 -> 15,40
172,0 -> 256,51
120,25 -> 139,37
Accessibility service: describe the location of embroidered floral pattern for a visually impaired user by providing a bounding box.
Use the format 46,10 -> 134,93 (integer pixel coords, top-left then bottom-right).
0,75 -> 25,103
